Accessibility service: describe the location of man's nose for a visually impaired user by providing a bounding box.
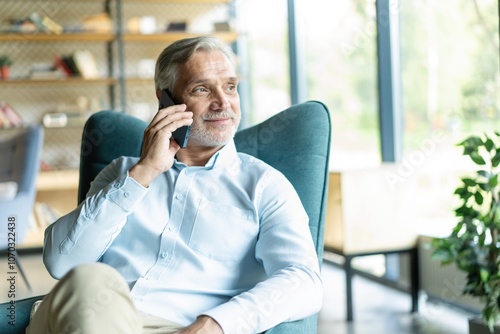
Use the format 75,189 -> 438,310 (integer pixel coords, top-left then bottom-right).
210,89 -> 230,111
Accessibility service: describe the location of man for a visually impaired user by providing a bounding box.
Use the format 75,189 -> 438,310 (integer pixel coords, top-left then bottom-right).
28,36 -> 322,334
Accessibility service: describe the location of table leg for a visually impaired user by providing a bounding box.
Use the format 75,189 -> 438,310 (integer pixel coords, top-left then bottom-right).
345,255 -> 354,321
409,248 -> 419,313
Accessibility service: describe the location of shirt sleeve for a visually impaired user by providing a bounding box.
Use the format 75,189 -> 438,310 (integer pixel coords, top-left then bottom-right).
202,169 -> 323,333
43,157 -> 149,279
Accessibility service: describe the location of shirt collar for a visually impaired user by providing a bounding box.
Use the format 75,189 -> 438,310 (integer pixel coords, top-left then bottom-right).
173,139 -> 239,171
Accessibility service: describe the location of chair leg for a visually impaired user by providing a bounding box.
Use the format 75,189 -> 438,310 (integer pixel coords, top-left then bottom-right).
345,255 -> 354,321
15,251 -> 32,291
409,248 -> 419,313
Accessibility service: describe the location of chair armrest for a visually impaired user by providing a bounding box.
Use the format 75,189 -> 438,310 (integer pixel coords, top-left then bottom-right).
0,295 -> 44,334
265,314 -> 318,334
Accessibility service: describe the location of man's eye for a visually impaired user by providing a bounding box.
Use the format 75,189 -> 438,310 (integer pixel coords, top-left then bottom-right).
194,87 -> 208,93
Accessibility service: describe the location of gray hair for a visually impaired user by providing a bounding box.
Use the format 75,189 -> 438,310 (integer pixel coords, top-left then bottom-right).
154,36 -> 236,96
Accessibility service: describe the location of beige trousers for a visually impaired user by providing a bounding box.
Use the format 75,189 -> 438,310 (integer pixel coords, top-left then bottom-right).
26,263 -> 183,334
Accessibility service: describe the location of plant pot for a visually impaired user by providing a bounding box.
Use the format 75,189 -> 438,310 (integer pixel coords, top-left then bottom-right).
0,66 -> 10,80
469,318 -> 500,334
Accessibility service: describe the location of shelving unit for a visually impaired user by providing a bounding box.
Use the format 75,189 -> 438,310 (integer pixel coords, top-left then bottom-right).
0,33 -> 116,42
0,0 -> 237,154
122,31 -> 236,42
0,77 -> 117,86
0,0 -> 238,248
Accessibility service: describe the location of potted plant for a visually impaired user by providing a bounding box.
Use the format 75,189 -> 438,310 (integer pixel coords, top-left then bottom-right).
432,132 -> 500,333
0,55 -> 13,80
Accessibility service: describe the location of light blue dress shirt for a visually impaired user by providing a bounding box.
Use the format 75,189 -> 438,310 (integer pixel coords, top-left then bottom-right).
43,140 -> 322,333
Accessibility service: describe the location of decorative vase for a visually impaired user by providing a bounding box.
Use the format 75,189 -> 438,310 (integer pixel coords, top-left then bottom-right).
0,66 -> 10,80
469,318 -> 500,334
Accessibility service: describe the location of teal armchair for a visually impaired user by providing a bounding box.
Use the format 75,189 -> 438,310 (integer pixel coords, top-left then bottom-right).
0,101 -> 331,334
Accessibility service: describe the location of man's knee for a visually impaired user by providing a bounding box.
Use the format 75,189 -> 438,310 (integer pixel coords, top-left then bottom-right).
64,263 -> 128,291
54,262 -> 130,308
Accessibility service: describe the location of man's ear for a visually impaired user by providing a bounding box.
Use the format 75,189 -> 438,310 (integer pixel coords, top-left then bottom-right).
155,89 -> 162,100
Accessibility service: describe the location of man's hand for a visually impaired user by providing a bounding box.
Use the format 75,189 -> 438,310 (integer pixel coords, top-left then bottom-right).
173,315 -> 223,334
129,104 -> 193,187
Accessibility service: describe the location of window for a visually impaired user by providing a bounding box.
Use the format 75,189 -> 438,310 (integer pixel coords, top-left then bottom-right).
302,0 -> 380,169
239,0 -> 380,171
400,0 -> 500,229
237,0 -> 291,125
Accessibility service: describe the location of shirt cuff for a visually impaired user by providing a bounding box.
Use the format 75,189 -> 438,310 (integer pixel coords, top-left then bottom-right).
202,301 -> 251,334
107,172 -> 148,212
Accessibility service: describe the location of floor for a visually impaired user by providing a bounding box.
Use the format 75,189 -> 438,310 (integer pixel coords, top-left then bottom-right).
0,252 -> 477,333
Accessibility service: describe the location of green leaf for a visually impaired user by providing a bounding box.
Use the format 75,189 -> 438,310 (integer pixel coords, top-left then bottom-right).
454,187 -> 468,197
485,138 -> 494,151
488,175 -> 498,188
470,152 -> 486,165
460,136 -> 483,157
462,178 -> 476,187
478,182 -> 489,191
464,136 -> 484,148
431,248 -> 454,263
478,170 -> 490,178
455,205 -> 471,216
492,151 -> 500,167
475,191 -> 484,205
488,314 -> 495,332
463,146 -> 475,156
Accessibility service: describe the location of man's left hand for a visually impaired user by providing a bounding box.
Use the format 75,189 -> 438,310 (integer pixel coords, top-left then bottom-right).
173,315 -> 223,334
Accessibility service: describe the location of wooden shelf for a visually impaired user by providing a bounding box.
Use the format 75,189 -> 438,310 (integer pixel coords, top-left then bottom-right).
123,31 -> 238,43
0,32 -> 115,42
126,77 -> 154,84
0,31 -> 237,43
0,77 -> 117,86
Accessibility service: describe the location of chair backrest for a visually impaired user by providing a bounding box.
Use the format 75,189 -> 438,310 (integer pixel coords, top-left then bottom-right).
78,101 -> 331,334
234,101 -> 331,260
0,126 -> 44,246
78,110 -> 145,203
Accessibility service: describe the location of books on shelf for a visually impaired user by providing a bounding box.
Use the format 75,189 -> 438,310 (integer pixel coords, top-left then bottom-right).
2,11 -> 111,34
73,50 -> 100,79
0,102 -> 23,128
54,50 -> 100,79
30,62 -> 65,80
53,56 -> 73,77
28,13 -> 63,34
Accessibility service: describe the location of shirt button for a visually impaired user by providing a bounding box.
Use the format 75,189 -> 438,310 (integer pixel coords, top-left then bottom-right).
168,226 -> 174,232
175,194 -> 183,200
123,191 -> 130,198
114,183 -> 120,188
161,251 -> 168,258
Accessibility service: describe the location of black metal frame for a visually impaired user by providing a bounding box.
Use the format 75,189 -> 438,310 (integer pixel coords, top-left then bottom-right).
324,246 -> 420,322
375,0 -> 403,163
104,0 -> 115,110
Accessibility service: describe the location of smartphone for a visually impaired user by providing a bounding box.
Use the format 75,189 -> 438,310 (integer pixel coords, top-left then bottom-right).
159,89 -> 190,148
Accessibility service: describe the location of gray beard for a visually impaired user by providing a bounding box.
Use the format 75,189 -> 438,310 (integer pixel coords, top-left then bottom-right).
187,111 -> 240,147
188,123 -> 237,147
